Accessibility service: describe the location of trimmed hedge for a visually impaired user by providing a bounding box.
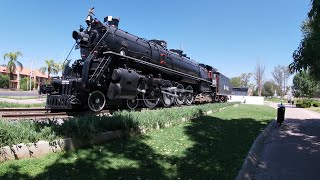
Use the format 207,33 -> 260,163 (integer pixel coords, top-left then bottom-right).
0,102 -> 238,148
313,102 -> 320,107
295,99 -> 320,108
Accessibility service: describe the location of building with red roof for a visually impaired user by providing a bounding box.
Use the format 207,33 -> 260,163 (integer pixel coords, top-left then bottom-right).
0,66 -> 48,90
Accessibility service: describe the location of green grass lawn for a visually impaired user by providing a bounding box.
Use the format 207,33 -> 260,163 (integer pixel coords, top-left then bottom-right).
0,104 -> 276,179
0,101 -> 45,108
0,96 -> 45,100
307,107 -> 320,113
265,97 -> 283,103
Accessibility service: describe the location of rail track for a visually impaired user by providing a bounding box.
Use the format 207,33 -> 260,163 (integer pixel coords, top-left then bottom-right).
0,108 -> 66,120
0,104 -> 193,120
0,108 -> 113,120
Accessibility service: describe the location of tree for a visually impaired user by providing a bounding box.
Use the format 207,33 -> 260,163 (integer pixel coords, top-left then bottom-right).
20,77 -> 34,91
56,62 -> 65,74
0,74 -> 9,88
263,80 -> 279,97
290,0 -> 320,81
230,73 -> 252,87
254,61 -> 265,96
3,51 -> 23,88
292,71 -> 320,98
271,65 -> 290,97
40,59 -> 59,82
230,77 -> 241,87
240,73 -> 252,87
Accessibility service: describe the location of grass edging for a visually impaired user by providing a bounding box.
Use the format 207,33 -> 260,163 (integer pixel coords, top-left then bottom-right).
0,130 -> 123,162
0,101 -> 45,108
235,119 -> 277,180
0,104 -> 238,162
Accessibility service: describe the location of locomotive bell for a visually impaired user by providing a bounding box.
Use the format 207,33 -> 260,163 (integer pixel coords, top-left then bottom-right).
104,16 -> 120,28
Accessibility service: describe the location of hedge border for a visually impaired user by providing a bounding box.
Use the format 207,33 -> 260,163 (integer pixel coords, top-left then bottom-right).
0,104 -> 238,162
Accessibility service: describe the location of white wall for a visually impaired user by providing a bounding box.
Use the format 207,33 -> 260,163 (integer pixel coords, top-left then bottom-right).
228,96 -> 264,105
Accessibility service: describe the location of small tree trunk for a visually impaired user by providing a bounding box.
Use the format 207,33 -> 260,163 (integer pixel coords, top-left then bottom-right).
258,85 -> 262,96
47,74 -> 50,84
9,73 -> 13,89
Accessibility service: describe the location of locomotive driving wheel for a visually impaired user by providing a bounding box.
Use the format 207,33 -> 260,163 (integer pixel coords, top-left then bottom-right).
184,85 -> 194,105
174,84 -> 185,106
88,91 -> 106,112
143,86 -> 160,108
126,96 -> 139,110
214,95 -> 219,102
161,83 -> 174,107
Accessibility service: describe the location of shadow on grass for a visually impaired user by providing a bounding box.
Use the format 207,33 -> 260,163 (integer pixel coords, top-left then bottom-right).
170,116 -> 270,179
0,115 -> 272,179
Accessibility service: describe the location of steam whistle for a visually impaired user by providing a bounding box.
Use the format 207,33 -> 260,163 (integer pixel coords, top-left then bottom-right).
86,7 -> 95,25
89,7 -> 95,16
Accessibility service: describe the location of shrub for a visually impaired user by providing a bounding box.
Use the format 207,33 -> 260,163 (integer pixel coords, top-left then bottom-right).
0,74 -> 9,88
300,103 -> 310,108
296,103 -> 301,108
312,100 -> 320,107
296,100 -> 311,108
0,102 -> 238,148
20,77 -> 34,91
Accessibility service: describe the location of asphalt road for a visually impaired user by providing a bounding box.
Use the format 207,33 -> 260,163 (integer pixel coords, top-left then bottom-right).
0,90 -> 39,96
254,103 -> 320,180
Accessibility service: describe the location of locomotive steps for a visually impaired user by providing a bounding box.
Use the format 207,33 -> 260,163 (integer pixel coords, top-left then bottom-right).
0,103 -> 238,162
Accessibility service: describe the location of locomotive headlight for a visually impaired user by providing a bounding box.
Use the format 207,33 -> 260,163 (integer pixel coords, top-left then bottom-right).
72,31 -> 79,40
72,31 -> 89,42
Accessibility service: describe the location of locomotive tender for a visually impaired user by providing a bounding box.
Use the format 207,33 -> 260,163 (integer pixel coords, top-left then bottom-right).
45,8 -> 232,112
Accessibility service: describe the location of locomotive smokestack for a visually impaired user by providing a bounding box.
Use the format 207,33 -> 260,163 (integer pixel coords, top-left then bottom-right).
104,16 -> 120,28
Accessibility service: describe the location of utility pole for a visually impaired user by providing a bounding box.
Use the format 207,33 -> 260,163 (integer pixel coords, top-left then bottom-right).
29,58 -> 33,91
283,71 -> 285,98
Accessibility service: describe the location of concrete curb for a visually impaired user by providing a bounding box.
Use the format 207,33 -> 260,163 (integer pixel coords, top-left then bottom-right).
0,103 -> 240,162
0,130 -> 123,162
235,119 -> 277,180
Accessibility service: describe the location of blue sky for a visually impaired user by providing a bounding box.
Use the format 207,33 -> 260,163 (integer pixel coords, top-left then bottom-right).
0,0 -> 310,84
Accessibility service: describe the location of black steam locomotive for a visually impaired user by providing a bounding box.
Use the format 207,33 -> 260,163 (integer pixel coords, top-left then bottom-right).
45,8 -> 232,111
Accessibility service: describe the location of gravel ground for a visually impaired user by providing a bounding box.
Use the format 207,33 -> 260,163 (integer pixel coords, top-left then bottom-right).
254,102 -> 320,180
0,90 -> 38,96
0,97 -> 46,104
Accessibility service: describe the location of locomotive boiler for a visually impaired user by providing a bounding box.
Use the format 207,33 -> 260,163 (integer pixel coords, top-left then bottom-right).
45,8 -> 232,111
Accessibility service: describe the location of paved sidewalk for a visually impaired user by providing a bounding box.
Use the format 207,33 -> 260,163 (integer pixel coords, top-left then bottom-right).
254,103 -> 320,180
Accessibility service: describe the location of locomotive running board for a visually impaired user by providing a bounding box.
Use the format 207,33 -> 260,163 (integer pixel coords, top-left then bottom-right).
103,51 -> 212,84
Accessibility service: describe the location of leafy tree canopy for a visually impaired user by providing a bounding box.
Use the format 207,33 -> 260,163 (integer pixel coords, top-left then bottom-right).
0,74 -> 9,88
292,70 -> 320,97
230,73 -> 252,87
3,51 -> 23,73
272,65 -> 290,96
40,59 -> 59,80
290,0 -> 320,81
230,77 -> 241,87
263,80 -> 279,97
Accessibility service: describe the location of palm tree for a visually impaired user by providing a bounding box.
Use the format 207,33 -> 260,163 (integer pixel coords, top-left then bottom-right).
3,51 -> 23,88
56,62 -> 65,73
40,59 -> 59,82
